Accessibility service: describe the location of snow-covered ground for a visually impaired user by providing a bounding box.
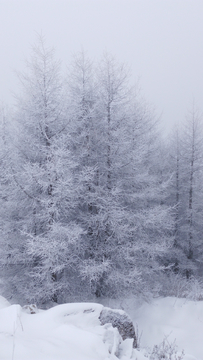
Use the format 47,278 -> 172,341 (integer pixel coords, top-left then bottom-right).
133,296 -> 203,360
0,295 -> 202,360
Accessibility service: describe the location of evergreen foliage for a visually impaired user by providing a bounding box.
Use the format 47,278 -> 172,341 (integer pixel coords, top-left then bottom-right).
2,37 -> 203,305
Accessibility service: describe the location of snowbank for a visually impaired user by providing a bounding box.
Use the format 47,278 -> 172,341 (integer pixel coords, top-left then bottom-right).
133,296 -> 203,360
0,296 -> 203,360
0,297 -> 137,360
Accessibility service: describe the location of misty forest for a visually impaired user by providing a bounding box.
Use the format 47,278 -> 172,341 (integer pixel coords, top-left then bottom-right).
1,37 -> 203,307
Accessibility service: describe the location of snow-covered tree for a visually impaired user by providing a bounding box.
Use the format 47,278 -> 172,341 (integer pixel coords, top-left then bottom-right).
179,107 -> 203,277
2,37 -> 84,305
0,42 -> 176,304
74,54 -> 174,298
166,106 -> 203,281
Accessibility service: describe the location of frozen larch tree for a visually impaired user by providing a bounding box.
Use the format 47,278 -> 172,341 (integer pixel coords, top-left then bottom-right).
3,36 -> 83,305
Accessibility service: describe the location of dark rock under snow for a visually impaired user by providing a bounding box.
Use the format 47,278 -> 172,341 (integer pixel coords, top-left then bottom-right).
99,307 -> 137,348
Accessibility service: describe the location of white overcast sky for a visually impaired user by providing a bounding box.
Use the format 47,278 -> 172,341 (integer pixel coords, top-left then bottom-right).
0,0 -> 203,132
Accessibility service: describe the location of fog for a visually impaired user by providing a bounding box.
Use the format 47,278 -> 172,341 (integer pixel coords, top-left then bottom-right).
1,0 -> 203,132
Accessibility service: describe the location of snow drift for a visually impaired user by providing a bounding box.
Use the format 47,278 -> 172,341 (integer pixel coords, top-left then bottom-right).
0,297 -> 138,360
1,296 -> 203,360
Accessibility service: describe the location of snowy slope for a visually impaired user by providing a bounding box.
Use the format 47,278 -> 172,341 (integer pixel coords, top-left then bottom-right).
0,298 -> 138,360
0,296 -> 203,360
133,297 -> 203,360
